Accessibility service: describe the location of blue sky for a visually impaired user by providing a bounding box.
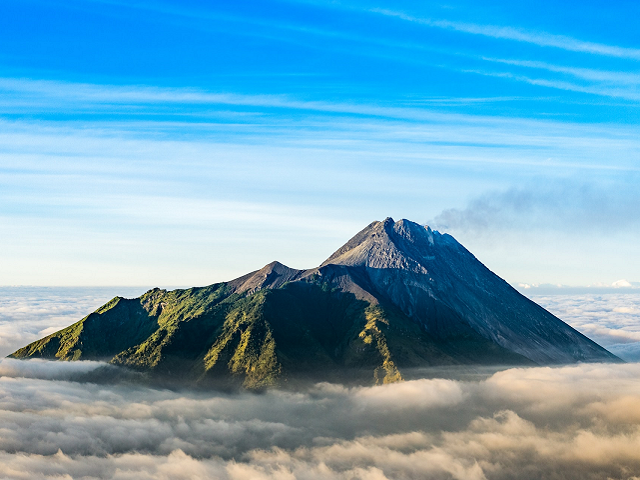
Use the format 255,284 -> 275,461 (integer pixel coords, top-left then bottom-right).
1,0 -> 639,286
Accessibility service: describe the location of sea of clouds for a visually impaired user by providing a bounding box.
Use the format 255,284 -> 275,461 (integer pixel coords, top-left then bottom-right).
1,288 -> 640,479
530,292 -> 640,362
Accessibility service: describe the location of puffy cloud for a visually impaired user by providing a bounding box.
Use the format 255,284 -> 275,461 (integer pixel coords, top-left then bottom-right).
0,358 -> 109,380
322,377 -> 465,410
0,362 -> 640,478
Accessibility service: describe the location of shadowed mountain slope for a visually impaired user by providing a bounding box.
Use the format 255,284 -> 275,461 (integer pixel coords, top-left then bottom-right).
11,218 -> 619,388
315,218 -> 616,365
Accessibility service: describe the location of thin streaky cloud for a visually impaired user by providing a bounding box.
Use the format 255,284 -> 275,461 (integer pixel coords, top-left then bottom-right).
525,77 -> 640,101
463,68 -> 640,102
0,77 -> 464,122
482,57 -> 640,85
5,77 -> 640,134
372,8 -> 640,60
3,98 -> 640,177
3,112 -> 640,168
409,96 -> 527,105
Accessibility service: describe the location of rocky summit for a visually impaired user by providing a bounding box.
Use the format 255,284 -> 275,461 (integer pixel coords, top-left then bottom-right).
11,218 -> 620,389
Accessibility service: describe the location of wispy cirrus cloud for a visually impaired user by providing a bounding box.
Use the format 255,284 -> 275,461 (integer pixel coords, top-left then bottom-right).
0,77 -> 471,122
464,66 -> 640,102
2,77 -> 640,149
372,8 -> 640,60
483,58 -> 640,85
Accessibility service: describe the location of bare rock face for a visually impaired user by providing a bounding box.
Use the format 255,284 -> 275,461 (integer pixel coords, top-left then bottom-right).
322,218 -> 433,273
230,261 -> 304,295
10,217 -> 619,390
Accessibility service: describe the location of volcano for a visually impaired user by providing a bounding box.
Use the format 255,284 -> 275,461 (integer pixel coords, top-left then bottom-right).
11,218 -> 619,388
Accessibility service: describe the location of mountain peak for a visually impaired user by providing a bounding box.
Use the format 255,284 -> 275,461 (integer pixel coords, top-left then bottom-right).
321,217 -> 435,273
232,260 -> 303,294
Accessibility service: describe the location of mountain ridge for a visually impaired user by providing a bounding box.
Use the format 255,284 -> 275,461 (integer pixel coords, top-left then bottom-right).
10,218 -> 620,389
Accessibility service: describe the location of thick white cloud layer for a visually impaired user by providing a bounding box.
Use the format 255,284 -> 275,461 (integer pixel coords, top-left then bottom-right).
1,361 -> 640,479
530,292 -> 640,361
2,288 -> 640,478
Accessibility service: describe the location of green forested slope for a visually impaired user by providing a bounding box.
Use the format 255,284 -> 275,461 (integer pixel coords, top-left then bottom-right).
14,280 -> 493,388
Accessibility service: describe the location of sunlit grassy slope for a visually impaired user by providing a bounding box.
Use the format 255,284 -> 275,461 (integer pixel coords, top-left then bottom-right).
10,278 -> 528,389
